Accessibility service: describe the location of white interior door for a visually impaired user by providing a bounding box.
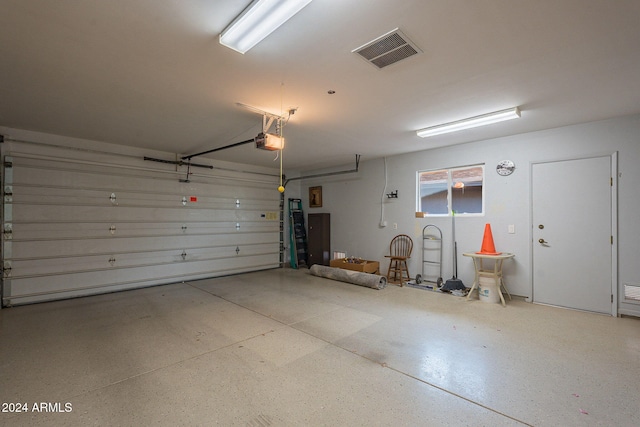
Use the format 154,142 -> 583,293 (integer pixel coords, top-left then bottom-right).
532,156 -> 613,314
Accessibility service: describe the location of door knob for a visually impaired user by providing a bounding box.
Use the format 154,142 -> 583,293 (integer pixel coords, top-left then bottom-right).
538,238 -> 548,244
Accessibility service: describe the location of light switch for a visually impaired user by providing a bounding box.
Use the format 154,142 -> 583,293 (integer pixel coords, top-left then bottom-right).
508,224 -> 515,234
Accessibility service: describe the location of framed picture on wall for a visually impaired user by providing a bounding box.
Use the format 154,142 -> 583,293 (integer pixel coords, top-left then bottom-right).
309,186 -> 322,208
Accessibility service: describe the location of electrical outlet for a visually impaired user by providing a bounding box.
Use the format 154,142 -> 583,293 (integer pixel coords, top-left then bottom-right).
393,223 -> 398,229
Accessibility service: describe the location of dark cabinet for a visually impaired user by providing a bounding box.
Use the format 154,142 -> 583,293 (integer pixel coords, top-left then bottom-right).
307,213 -> 330,266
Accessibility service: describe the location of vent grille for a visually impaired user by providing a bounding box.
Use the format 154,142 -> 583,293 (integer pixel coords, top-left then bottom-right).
353,29 -> 421,69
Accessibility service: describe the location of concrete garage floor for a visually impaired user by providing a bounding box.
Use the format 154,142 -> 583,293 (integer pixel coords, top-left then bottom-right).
1,268 -> 639,426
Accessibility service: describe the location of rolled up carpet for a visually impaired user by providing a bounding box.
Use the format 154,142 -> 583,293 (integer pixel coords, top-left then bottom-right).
309,265 -> 387,290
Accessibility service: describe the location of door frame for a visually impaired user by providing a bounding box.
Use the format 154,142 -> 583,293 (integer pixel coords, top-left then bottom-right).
529,152 -> 618,316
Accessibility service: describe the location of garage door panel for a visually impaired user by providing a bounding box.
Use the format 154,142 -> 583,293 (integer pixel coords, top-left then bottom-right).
9,243 -> 280,276
9,221 -> 279,240
2,152 -> 282,306
8,260 -> 279,305
11,158 -> 277,205
11,204 -> 277,223
10,232 -> 279,258
6,253 -> 279,303
10,159 -> 276,196
11,222 -> 280,240
11,189 -> 278,211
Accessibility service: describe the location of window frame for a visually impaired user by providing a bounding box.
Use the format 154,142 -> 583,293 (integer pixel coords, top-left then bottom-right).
416,164 -> 485,217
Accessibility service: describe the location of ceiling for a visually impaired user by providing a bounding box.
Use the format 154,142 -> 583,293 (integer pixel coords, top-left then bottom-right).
2,0 -> 640,172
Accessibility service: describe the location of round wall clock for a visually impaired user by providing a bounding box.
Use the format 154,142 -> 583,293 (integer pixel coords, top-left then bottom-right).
496,160 -> 515,176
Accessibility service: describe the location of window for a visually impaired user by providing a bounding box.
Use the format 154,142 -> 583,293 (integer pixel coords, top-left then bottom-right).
418,165 -> 484,215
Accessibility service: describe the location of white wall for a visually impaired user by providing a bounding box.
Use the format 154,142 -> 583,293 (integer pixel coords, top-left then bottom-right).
297,114 -> 640,317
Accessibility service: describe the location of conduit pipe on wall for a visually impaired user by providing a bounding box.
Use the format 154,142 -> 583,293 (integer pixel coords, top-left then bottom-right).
283,154 -> 360,186
379,157 -> 388,227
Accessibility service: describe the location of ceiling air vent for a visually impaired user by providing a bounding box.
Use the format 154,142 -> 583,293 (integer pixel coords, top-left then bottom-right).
352,29 -> 421,69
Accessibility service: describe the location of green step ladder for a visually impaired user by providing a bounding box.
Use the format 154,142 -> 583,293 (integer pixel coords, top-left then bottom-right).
288,198 -> 308,269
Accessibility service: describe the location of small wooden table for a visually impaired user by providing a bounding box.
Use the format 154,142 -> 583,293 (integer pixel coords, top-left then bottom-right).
463,252 -> 515,306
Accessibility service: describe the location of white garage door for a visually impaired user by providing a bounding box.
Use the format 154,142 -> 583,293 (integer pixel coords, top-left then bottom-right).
2,151 -> 281,306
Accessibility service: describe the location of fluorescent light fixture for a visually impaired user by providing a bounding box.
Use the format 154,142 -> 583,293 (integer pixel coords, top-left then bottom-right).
416,107 -> 521,138
255,132 -> 284,150
220,0 -> 313,54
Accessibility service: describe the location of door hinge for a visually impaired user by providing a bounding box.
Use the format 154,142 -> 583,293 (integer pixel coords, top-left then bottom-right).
610,177 -> 613,186
611,235 -> 613,245
3,261 -> 12,278
3,223 -> 12,240
611,294 -> 614,303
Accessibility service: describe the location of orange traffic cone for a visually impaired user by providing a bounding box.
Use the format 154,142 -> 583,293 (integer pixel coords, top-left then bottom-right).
476,223 -> 502,255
